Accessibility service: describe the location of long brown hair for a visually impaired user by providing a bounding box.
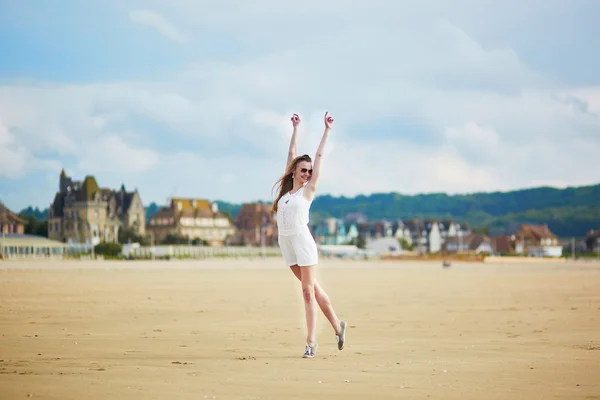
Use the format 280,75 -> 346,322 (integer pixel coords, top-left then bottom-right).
272,154 -> 312,212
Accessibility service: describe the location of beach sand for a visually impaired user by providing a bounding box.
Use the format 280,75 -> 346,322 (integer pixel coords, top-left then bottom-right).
1,258 -> 599,399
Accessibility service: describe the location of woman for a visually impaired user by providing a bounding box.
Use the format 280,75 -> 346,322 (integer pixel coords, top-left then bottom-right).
272,111 -> 347,359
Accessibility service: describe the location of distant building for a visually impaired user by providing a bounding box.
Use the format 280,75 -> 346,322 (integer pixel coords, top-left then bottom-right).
113,184 -> 146,237
491,235 -> 516,254
1,234 -> 67,260
366,237 -> 402,255
313,215 -> 471,254
443,233 -> 493,254
585,228 -> 600,252
401,219 -> 445,254
0,202 -> 25,235
427,221 -> 442,253
311,218 -> 359,246
147,198 -> 236,246
514,224 -> 562,257
233,202 -> 277,246
48,170 -> 146,245
392,220 -> 413,246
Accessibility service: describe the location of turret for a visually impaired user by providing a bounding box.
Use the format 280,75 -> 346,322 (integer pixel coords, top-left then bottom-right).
59,169 -> 71,193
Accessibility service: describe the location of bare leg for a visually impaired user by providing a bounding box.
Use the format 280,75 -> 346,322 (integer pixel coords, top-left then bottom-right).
299,264 -> 318,346
290,265 -> 342,334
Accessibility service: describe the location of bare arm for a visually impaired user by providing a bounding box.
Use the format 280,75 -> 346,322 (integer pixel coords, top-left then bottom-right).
304,112 -> 333,201
286,114 -> 301,170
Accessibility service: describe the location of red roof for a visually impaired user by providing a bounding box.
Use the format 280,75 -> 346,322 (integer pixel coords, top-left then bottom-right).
517,224 -> 557,240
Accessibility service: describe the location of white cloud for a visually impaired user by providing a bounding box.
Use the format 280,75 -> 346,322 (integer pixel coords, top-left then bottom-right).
0,122 -> 61,179
0,123 -> 15,147
563,88 -> 600,117
444,122 -> 502,165
129,9 -> 188,43
0,124 -> 28,179
1,1 -> 600,209
316,138 -> 498,198
0,84 -> 163,180
77,134 -> 159,174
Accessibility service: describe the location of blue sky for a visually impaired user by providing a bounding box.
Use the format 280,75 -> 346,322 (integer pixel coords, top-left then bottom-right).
1,0 -> 600,212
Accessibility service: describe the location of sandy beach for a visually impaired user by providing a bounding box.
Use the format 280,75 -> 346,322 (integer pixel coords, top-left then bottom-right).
1,257 -> 599,399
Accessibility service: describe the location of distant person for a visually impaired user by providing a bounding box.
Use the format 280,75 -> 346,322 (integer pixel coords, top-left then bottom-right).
272,112 -> 347,358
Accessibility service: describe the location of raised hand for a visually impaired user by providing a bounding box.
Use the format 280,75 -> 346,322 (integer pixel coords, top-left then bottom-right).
324,111 -> 334,129
291,113 -> 301,128
286,113 -> 300,169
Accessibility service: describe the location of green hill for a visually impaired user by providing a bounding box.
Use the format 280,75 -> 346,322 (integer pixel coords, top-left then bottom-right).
307,184 -> 600,238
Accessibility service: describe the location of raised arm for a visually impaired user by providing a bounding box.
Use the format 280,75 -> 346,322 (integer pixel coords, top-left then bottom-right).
286,113 -> 301,170
304,112 -> 333,201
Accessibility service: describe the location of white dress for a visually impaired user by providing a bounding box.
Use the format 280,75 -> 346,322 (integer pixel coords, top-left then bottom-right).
276,186 -> 319,267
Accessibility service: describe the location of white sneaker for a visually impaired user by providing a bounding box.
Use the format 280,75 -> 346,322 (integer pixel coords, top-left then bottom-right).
302,343 -> 317,358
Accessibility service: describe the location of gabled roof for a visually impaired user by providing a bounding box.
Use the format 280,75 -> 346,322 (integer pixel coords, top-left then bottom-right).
468,233 -> 490,249
114,184 -> 138,214
53,172 -> 142,221
518,224 -> 557,240
61,175 -> 111,203
443,233 -> 490,251
77,176 -> 100,202
0,202 -> 26,224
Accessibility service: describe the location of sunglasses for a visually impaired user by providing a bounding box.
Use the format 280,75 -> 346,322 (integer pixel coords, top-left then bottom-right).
300,168 -> 313,175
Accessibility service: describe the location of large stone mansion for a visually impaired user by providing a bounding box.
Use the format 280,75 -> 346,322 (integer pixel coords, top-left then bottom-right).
48,170 -> 146,245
